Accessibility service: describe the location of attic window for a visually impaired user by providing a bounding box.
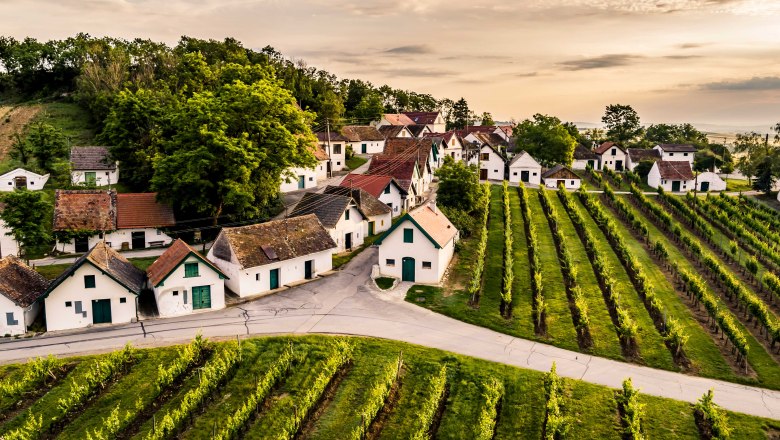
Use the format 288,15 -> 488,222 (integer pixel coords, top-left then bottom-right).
345,209 -> 350,221
261,245 -> 279,261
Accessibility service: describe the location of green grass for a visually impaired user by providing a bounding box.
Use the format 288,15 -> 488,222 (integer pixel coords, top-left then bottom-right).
725,178 -> 753,193
35,101 -> 96,146
345,156 -> 368,171
34,256 -> 160,280
375,277 -> 394,290
508,187 -> 535,336
0,335 -> 776,439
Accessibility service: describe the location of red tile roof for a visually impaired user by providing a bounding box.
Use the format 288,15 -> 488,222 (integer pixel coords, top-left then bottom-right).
147,239 -> 225,287
339,174 -> 407,198
53,190 -> 116,231
656,160 -> 694,180
383,114 -> 416,125
594,141 -> 625,155
402,112 -> 440,125
117,193 -> 175,229
367,155 -> 419,192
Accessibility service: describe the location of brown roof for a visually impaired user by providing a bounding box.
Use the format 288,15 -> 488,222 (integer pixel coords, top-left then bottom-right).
573,144 -> 598,160
656,160 -> 694,180
213,214 -> 336,268
402,112 -> 440,125
53,190 -> 116,231
341,126 -> 385,142
384,138 -> 432,161
378,125 -> 410,139
383,114 -> 416,125
116,193 -> 175,229
541,164 -> 580,180
324,186 -> 392,217
70,146 -> 115,171
407,125 -> 429,137
315,132 -> 349,143
312,143 -> 329,161
456,126 -> 497,136
627,148 -> 661,162
594,141 -> 625,155
0,256 -> 49,307
409,204 -> 457,247
657,144 -> 697,153
367,155 -> 419,192
339,174 -> 407,198
147,239 -> 225,287
46,242 -> 145,296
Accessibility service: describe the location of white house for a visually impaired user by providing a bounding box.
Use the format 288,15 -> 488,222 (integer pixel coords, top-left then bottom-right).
280,144 -> 330,193
315,132 -> 349,173
403,111 -> 446,133
541,165 -> 582,189
0,168 -> 49,192
53,190 -> 175,253
376,203 -> 458,284
572,144 -> 598,170
375,113 -> 416,128
290,192 -> 368,253
146,239 -> 227,317
626,148 -> 661,171
368,156 -> 423,206
0,256 -> 48,336
595,142 -> 627,172
340,174 -> 409,217
508,151 -> 542,185
647,160 -> 695,192
341,126 -> 386,155
378,125 -> 415,139
428,132 -> 464,162
324,186 -> 393,237
0,203 -> 19,259
654,144 -> 696,164
207,214 -> 337,298
43,242 -> 144,331
695,172 -> 727,192
472,145 -> 505,181
70,146 -> 119,186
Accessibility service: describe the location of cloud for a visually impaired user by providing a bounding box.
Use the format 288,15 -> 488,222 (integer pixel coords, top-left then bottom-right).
516,72 -> 539,77
558,54 -> 643,70
664,54 -> 703,59
677,42 -> 706,49
701,76 -> 780,90
384,44 -> 432,55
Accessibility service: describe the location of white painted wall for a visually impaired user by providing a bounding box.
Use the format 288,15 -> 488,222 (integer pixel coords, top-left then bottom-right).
366,212 -> 392,237
56,228 -> 173,254
598,147 -> 627,171
0,222 -> 19,258
377,184 -> 405,217
0,295 -> 35,336
0,169 -> 49,192
654,146 -> 695,164
44,264 -> 138,331
319,142 -> 346,172
151,255 -> 225,317
350,140 -> 385,155
478,146 -> 505,181
647,163 -> 694,192
572,159 -> 597,171
543,177 -> 581,190
508,154 -> 542,185
280,166 -> 318,193
330,205 -> 366,253
378,221 -> 455,284
696,172 -> 727,192
71,168 -> 119,186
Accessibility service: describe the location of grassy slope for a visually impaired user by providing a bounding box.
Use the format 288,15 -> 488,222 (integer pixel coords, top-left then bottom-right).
527,189 -> 578,349
573,195 -> 676,371
480,185 -> 506,318
36,101 -> 96,146
508,187 -> 534,335
548,194 -> 623,360
630,195 -> 780,390
601,195 -> 738,382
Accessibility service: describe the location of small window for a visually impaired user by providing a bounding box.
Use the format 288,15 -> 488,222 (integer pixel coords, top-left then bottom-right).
481,153 -> 489,161
84,275 -> 96,289
333,144 -> 342,154
256,273 -> 260,281
386,259 -> 396,266
120,297 -> 127,304
570,180 -> 575,185
611,148 -> 617,156
384,186 -> 391,194
309,177 -> 314,181
684,153 -> 689,157
337,162 -> 341,166
184,262 -> 199,278
422,261 -> 432,269
403,228 -> 414,243
533,172 -> 537,176
513,172 -> 517,176
6,312 -> 17,326
494,170 -> 498,173
173,291 -> 179,296
669,153 -> 674,156
345,209 -> 350,221
65,301 -> 72,307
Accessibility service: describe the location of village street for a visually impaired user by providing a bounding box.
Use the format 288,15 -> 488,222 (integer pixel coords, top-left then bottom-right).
0,247 -> 778,420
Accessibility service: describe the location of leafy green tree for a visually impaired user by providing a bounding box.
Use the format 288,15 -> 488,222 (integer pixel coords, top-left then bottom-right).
644,123 -> 708,148
694,144 -> 733,173
0,189 -> 51,258
602,104 -> 643,144
352,92 -> 384,122
9,132 -> 32,165
449,98 -> 470,130
26,122 -> 69,174
733,130 -> 779,193
480,112 -> 495,126
753,156 -> 776,194
514,114 -> 577,167
435,156 -> 481,213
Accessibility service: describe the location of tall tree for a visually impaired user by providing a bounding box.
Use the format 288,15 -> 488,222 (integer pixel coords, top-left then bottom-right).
449,98 -> 470,130
0,190 -> 50,258
514,114 -> 577,167
9,132 -> 32,165
26,122 -> 69,174
602,104 -> 643,144
733,129 -> 780,194
480,112 -> 495,126
435,156 -> 481,213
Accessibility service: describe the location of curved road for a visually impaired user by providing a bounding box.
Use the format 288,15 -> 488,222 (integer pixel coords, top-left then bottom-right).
2,248 -> 778,420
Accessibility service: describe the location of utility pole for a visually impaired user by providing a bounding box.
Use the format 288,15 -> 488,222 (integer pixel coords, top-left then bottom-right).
326,118 -> 333,178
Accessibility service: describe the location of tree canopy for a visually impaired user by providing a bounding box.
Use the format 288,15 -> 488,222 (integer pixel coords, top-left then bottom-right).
0,190 -> 50,258
733,129 -> 780,194
602,104 -> 643,145
513,114 -> 576,167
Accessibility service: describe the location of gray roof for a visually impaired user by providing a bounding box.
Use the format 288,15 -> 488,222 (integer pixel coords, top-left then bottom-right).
45,242 -> 145,297
323,186 -> 392,217
70,147 -> 115,171
627,148 -> 661,162
657,144 -> 697,153
573,144 -> 598,160
290,192 -> 366,229
0,256 -> 49,307
541,164 -> 580,180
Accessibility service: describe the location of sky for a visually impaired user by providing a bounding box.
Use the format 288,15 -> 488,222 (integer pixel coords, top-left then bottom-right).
2,0 -> 780,128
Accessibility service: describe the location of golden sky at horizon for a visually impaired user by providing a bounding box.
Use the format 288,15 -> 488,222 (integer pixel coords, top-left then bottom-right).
2,0 -> 779,127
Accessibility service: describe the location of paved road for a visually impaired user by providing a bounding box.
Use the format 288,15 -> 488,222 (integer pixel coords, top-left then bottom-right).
3,248 -> 779,419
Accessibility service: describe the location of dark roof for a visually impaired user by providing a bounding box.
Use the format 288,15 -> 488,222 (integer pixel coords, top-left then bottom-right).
70,146 -> 115,171
117,193 -> 175,229
147,239 -> 226,287
656,160 -> 694,180
508,151 -> 540,167
341,126 -> 385,142
378,125 -> 409,139
339,174 -> 407,198
315,132 -> 349,143
290,192 -> 365,228
457,126 -> 497,135
384,138 -> 436,164
541,164 -> 580,180
367,155 -> 419,192
469,132 -> 508,148
407,125 -> 428,137
656,144 -> 697,153
214,214 -> 337,268
0,256 -> 49,307
53,190 -> 116,231
573,144 -> 598,160
594,142 -> 625,155
627,148 -> 661,162
402,112 -> 440,125
324,186 -> 392,217
45,242 -> 145,297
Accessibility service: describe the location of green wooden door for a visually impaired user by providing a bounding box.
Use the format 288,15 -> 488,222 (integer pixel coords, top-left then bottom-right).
192,286 -> 212,310
92,299 -> 112,324
361,143 -> 367,154
298,175 -> 306,189
700,181 -> 710,192
368,221 -> 375,236
672,181 -> 681,192
85,172 -> 96,185
270,268 -> 280,290
402,257 -> 415,282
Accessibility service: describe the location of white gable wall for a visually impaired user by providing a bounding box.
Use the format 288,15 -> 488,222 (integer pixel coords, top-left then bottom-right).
543,177 -> 581,190
351,139 -> 385,155
330,205 -> 366,253
647,163 -> 694,192
45,264 -> 137,331
0,169 -> 49,192
366,212 -> 392,237
508,154 -> 542,185
378,220 -> 454,284
0,222 -> 19,258
378,184 -> 405,217
572,158 -> 597,170
280,166 -> 318,193
0,295 -> 34,336
654,146 -> 695,164
479,146 -> 505,181
320,142 -> 346,172
598,147 -> 627,171
696,172 -> 727,192
71,168 -> 119,186
151,255 -> 225,317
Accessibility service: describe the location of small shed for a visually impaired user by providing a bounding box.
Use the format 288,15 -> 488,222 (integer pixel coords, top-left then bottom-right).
0,168 -> 49,192
541,165 -> 581,189
696,172 -> 727,192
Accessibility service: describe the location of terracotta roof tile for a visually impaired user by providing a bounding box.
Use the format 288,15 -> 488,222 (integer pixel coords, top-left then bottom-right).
116,193 -> 175,229
340,126 -> 384,142
541,164 -> 580,180
367,155 -> 419,192
53,190 -> 116,231
0,256 -> 48,307
409,204 -> 457,247
378,125 -> 409,139
383,114 -> 416,125
656,160 -> 694,180
147,239 -> 225,286
594,141 -> 625,155
70,146 -> 115,171
339,174 -> 407,198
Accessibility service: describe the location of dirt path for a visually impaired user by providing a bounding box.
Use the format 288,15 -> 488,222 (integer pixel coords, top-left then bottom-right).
0,104 -> 44,161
